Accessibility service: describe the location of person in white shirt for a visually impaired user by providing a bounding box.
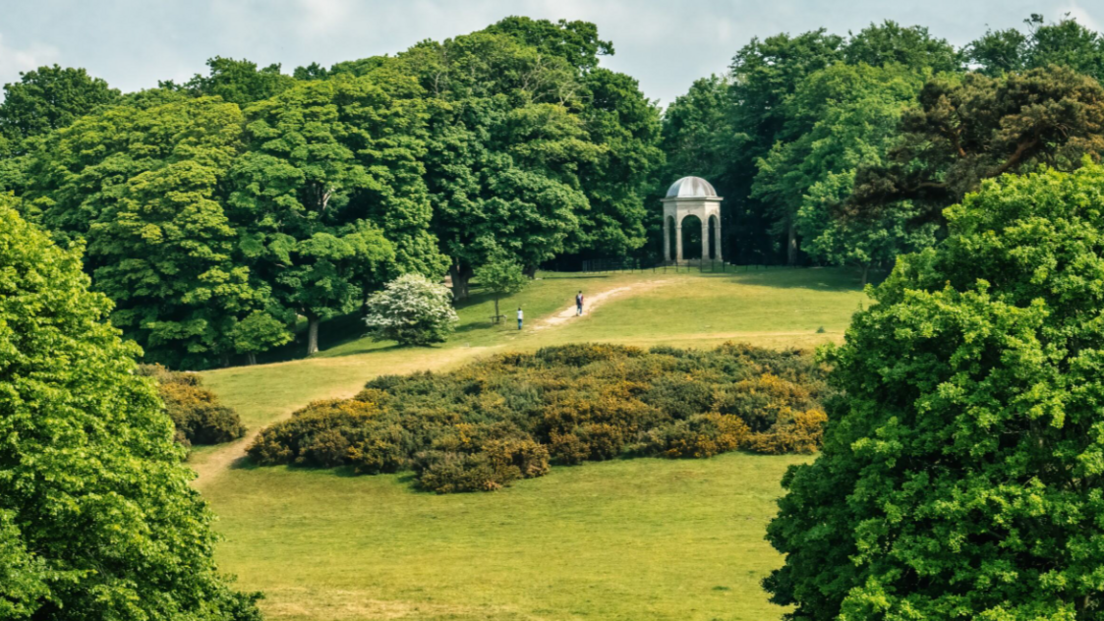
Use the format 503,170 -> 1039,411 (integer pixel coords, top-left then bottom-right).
517,307 -> 523,330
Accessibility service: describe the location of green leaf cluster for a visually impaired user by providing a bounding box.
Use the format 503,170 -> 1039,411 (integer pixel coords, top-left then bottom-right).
766,162 -> 1104,619
0,198 -> 259,620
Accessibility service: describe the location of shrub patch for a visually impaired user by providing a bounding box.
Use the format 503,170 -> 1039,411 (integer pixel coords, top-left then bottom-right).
248,343 -> 828,492
139,364 -> 247,448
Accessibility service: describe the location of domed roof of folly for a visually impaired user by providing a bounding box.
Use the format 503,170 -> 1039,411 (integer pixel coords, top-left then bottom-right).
665,176 -> 718,199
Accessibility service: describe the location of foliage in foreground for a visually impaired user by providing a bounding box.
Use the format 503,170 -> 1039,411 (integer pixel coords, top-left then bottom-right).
766,162 -> 1104,619
0,201 -> 259,620
248,343 -> 828,493
137,364 -> 246,448
363,273 -> 459,346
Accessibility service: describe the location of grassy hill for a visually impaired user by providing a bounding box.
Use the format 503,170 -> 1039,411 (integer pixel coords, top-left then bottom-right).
195,267 -> 869,620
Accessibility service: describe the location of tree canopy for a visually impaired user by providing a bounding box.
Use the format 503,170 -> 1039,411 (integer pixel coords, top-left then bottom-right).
0,65 -> 120,146
767,162 -> 1104,619
661,15 -> 1104,268
848,65 -> 1104,226
4,14 -> 1104,365
0,197 -> 259,619
0,17 -> 665,366
968,14 -> 1104,81
22,97 -> 256,368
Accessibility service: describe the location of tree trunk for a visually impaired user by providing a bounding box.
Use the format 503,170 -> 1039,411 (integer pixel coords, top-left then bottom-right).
524,264 -> 538,279
450,263 -> 473,301
861,263 -> 871,286
306,315 -> 320,356
787,220 -> 799,267
247,352 -> 257,366
493,296 -> 500,325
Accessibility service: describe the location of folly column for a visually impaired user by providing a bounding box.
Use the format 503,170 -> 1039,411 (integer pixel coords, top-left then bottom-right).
675,218 -> 684,262
662,216 -> 671,261
661,177 -> 723,265
713,216 -> 723,262
702,217 -> 710,260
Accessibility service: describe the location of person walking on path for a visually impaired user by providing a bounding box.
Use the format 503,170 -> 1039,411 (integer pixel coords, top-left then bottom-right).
576,291 -> 584,316
517,307 -> 524,330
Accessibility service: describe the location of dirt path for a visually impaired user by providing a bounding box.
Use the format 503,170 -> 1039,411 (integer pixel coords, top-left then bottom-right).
532,279 -> 673,331
193,279 -> 676,488
191,347 -> 489,489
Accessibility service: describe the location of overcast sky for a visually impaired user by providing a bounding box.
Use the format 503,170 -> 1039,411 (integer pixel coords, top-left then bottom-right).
1,0 -> 1101,106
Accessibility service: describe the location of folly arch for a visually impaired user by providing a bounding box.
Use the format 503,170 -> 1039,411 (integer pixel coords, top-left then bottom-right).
661,176 -> 722,262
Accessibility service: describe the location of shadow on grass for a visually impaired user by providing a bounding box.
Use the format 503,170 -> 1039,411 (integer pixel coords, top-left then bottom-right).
254,312 -> 371,365
534,274 -> 614,280
693,266 -> 882,292
245,267 -> 871,366
229,455 -> 260,471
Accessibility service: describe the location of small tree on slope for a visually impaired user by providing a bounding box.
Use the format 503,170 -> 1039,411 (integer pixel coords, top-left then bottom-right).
473,252 -> 528,324
765,163 -> 1104,620
0,199 -> 260,620
364,273 -> 458,346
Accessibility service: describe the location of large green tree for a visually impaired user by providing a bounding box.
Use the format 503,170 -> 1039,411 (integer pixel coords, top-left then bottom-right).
390,23 -> 648,297
752,62 -> 933,273
0,65 -> 120,146
663,20 -> 963,264
767,162 -> 1104,619
573,68 -> 664,259
969,14 -> 1104,81
180,56 -> 297,106
21,97 -> 263,368
0,197 -> 259,620
849,65 -> 1104,226
229,73 -> 438,355
725,28 -> 845,263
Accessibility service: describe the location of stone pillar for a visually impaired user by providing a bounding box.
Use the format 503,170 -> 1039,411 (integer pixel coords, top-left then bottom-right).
702,218 -> 710,260
662,216 -> 670,261
675,219 -> 684,262
713,215 -> 723,262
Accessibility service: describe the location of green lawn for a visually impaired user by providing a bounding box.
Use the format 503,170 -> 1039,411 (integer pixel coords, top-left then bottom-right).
196,268 -> 869,620
206,453 -> 810,621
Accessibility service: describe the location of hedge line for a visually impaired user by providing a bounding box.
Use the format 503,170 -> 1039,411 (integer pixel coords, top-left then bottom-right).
248,343 -> 829,492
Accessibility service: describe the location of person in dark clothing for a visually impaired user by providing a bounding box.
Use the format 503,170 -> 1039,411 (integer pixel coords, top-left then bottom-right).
576,291 -> 584,316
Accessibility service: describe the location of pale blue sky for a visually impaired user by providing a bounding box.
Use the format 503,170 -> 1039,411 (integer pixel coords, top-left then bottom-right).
0,0 -> 1100,105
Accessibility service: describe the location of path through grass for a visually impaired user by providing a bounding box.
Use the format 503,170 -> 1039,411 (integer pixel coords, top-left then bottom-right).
196,268 -> 867,620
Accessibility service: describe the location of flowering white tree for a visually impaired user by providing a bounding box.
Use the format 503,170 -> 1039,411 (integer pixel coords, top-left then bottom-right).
363,274 -> 458,346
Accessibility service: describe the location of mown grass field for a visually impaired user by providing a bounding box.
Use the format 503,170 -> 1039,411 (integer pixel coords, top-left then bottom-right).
196,267 -> 869,620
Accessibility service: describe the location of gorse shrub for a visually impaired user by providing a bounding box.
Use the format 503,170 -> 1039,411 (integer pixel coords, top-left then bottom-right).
644,413 -> 752,458
137,364 -> 246,447
248,342 -> 829,492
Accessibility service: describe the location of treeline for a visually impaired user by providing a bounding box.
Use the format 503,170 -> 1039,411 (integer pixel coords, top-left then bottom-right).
247,343 -> 829,493
7,14 -> 1104,368
661,14 -> 1104,273
0,18 -> 663,369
